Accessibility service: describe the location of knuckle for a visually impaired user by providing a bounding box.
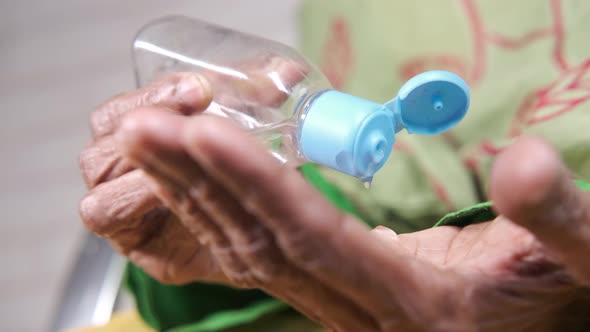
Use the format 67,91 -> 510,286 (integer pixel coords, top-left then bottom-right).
140,85 -> 164,106
79,183 -> 141,237
160,262 -> 188,285
249,257 -> 283,284
89,73 -> 187,138
225,269 -> 258,288
79,145 -> 97,188
79,192 -> 108,235
235,228 -> 283,283
279,227 -> 323,269
187,178 -> 211,204
212,245 -> 259,288
150,265 -> 182,285
279,212 -> 347,271
140,78 -> 178,106
172,191 -> 229,246
239,226 -> 270,252
190,184 -> 284,284
175,193 -> 209,234
79,140 -> 127,188
90,105 -> 115,137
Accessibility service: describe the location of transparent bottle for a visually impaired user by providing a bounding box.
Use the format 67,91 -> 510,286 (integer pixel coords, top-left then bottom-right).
132,16 -> 470,184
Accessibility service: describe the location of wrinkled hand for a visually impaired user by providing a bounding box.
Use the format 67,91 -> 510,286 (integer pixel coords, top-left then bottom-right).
79,56 -> 306,284
79,73 -> 224,284
80,74 -> 590,332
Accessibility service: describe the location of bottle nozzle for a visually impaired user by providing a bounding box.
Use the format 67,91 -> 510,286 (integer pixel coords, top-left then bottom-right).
368,134 -> 387,165
432,96 -> 444,111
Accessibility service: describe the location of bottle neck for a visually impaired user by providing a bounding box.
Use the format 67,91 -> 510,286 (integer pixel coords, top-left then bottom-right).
293,89 -> 332,142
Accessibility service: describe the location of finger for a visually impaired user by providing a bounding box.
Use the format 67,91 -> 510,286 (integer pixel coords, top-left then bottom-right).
490,136 -> 590,284
79,169 -> 160,238
106,207 -> 170,255
117,108 -> 256,284
80,165 -> 222,285
233,55 -> 309,107
80,135 -> 134,188
84,57 -> 303,185
117,108 -> 224,242
371,226 -> 400,250
182,116 -> 459,327
82,74 -> 211,188
118,109 -> 378,330
126,212 -> 224,285
91,72 -> 212,138
174,166 -> 380,331
206,55 -> 309,111
121,112 -> 284,283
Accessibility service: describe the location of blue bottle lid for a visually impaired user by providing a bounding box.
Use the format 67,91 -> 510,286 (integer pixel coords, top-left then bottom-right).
298,70 -> 470,180
387,70 -> 470,135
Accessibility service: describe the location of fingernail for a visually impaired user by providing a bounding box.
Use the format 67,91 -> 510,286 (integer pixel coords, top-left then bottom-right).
372,226 -> 399,251
373,225 -> 399,239
176,74 -> 212,109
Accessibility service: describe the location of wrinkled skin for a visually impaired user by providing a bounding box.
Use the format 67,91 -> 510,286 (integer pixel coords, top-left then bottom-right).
79,72 -> 590,332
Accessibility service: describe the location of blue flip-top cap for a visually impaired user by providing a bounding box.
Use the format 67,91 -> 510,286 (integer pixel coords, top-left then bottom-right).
387,70 -> 470,135
298,70 -> 470,180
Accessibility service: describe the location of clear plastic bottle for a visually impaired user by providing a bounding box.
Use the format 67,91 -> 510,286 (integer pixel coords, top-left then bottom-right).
132,16 -> 470,184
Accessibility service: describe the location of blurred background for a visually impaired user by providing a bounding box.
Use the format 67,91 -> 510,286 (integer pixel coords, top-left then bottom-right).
0,1 -> 299,331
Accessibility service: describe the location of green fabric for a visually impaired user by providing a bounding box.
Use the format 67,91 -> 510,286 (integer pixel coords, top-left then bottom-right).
167,299 -> 288,332
434,180 -> 590,228
575,179 -> 590,191
124,164 -> 367,331
125,264 -> 274,331
434,201 -> 495,228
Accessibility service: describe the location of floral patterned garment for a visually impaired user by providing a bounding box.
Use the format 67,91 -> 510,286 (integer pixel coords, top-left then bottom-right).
300,0 -> 590,232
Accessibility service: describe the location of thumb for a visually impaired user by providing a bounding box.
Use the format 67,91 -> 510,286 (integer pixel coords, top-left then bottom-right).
489,136 -> 590,284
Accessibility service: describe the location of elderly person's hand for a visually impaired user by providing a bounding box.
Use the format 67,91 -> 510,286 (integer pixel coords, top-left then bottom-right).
79,73 -> 590,332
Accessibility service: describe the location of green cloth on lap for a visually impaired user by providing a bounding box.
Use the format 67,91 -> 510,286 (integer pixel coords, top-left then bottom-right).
434,180 -> 590,227
433,201 -> 494,228
125,264 -> 285,332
